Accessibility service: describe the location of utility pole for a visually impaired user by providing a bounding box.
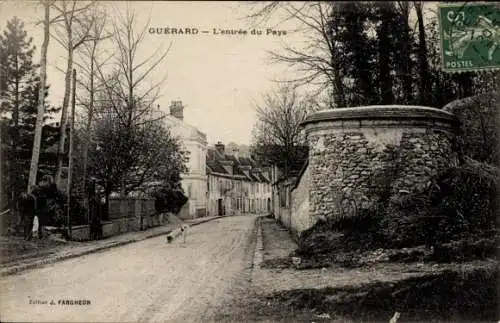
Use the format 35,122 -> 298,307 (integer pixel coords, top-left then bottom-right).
66,69 -> 76,239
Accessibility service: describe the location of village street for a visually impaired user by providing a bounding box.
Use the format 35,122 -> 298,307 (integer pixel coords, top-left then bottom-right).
0,215 -> 258,323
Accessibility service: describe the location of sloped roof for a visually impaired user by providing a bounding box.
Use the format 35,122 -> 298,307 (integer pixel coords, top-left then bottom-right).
207,161 -> 227,174
207,145 -> 270,183
238,156 -> 254,166
163,114 -> 207,143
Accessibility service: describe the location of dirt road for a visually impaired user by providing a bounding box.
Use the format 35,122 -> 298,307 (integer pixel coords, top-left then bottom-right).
0,215 -> 258,323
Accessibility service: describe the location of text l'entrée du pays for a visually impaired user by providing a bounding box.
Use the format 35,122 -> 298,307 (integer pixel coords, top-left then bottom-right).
149,27 -> 288,36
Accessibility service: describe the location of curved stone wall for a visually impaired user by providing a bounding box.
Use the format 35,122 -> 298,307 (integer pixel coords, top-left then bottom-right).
301,105 -> 459,221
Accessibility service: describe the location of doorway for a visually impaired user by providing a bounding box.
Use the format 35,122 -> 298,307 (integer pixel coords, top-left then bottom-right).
217,198 -> 224,216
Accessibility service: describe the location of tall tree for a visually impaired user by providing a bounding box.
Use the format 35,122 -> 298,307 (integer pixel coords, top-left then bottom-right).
373,2 -> 396,105
414,1 -> 430,105
337,2 -> 377,106
0,17 -> 39,204
27,1 -> 51,193
88,7 -> 172,213
103,8 -> 171,128
249,2 -> 344,108
247,1 -> 496,113
395,1 -> 413,104
1,14 -> 60,210
72,7 -> 111,190
51,0 -> 96,187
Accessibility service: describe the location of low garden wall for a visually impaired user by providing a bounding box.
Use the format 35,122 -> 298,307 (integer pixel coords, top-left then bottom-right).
290,164 -> 315,240
70,197 -> 159,241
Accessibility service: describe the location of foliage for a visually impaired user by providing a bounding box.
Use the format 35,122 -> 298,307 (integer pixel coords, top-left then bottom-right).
75,7 -> 177,212
86,114 -> 188,197
434,158 -> 498,234
42,195 -> 88,227
0,17 -> 60,207
373,158 -> 497,249
248,2 -> 498,109
298,155 -> 498,258
151,184 -> 188,215
443,91 -> 499,165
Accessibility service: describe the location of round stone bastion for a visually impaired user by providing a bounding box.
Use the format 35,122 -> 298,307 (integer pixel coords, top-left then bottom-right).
301,105 -> 459,220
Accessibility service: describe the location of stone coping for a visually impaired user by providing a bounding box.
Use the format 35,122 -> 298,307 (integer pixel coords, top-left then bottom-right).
301,105 -> 459,127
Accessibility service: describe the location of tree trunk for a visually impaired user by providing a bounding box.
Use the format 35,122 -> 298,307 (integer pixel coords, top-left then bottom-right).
55,43 -> 74,187
10,53 -> 22,224
399,2 -> 412,104
332,49 -> 345,108
415,1 -> 430,105
456,73 -> 473,98
378,5 -> 394,105
27,2 -> 50,193
104,185 -> 111,221
82,46 -> 96,188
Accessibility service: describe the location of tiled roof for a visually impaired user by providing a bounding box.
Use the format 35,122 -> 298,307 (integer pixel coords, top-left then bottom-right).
207,162 -> 227,174
238,157 -> 254,166
206,144 -> 270,183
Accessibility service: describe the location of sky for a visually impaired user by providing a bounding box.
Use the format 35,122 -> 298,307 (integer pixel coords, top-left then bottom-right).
0,1 -> 440,146
0,0 -> 309,146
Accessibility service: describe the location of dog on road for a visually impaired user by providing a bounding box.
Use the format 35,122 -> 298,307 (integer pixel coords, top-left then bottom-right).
180,224 -> 189,243
166,223 -> 189,244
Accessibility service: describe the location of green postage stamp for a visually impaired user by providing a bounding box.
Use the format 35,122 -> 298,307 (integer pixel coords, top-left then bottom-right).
438,2 -> 500,73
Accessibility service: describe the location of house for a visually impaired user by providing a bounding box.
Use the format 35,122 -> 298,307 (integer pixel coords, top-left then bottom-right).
159,101 -> 208,219
206,142 -> 272,216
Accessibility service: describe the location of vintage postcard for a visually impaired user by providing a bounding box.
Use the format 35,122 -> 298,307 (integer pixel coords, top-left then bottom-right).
0,1 -> 498,322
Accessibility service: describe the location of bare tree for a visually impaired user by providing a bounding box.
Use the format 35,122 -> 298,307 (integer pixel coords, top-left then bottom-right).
27,0 -> 51,192
50,0 -> 96,187
87,7 -> 172,211
251,85 -> 315,177
246,2 -> 344,109
106,8 -> 171,128
72,7 -> 112,188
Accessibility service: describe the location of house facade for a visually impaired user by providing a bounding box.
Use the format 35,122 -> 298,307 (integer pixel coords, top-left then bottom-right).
206,142 -> 272,216
160,101 -> 208,219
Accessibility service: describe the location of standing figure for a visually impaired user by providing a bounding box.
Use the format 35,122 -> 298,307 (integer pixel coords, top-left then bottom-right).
90,194 -> 103,240
18,191 -> 37,240
33,175 -> 65,238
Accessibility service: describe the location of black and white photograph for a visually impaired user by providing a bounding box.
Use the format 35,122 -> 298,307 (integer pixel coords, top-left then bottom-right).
0,1 -> 498,322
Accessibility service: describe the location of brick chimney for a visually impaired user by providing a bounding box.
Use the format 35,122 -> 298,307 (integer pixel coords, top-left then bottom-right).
169,100 -> 184,120
215,141 -> 225,155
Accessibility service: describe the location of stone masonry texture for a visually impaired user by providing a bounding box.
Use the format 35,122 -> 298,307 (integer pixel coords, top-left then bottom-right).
302,106 -> 459,223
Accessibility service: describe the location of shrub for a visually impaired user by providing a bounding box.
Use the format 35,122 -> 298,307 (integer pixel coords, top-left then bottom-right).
379,158 -> 498,248
152,187 -> 188,214
43,195 -> 88,227
297,157 -> 498,259
435,158 -> 498,235
444,92 -> 499,165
